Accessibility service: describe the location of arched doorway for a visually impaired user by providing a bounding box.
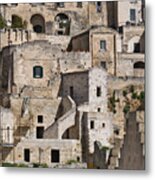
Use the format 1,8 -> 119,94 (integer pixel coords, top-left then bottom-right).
30,14 -> 45,33
55,13 -> 70,35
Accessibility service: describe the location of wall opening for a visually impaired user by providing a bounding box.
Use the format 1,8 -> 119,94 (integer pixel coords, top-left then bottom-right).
31,14 -> 45,33
134,43 -> 140,53
24,149 -> 30,162
96,86 -> 101,97
90,121 -> 94,129
130,9 -> 136,22
100,40 -> 106,51
33,66 -> 43,78
134,62 -> 145,69
55,13 -> 70,35
69,86 -> 74,99
12,14 -> 23,28
7,126 -> 10,143
77,2 -> 82,8
51,150 -> 60,163
38,115 -> 43,123
56,2 -> 64,8
96,2 -> 102,13
36,127 -> 44,139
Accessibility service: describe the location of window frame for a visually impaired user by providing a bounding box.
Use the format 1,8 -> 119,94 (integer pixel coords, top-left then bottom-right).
100,40 -> 106,51
33,66 -> 43,79
130,9 -> 136,22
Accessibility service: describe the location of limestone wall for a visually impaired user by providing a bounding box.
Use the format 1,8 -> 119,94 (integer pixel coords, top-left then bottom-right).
4,139 -> 81,166
117,0 -> 143,27
116,53 -> 145,77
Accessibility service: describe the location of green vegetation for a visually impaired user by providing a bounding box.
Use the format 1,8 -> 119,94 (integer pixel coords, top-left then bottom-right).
32,163 -> 48,168
123,104 -> 130,114
108,91 -> 118,114
131,92 -> 138,99
12,15 -> 24,29
0,14 -> 6,29
102,146 -> 109,151
2,162 -> 28,168
66,159 -> 78,165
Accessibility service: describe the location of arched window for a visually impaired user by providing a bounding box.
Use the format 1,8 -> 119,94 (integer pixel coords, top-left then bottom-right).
30,14 -> 45,33
33,66 -> 43,78
55,13 -> 70,35
134,61 -> 145,69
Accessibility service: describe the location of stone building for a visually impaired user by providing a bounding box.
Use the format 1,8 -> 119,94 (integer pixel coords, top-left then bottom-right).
0,1 -> 145,169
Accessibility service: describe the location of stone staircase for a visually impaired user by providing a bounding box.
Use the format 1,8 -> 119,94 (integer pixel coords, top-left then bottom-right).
44,96 -> 76,139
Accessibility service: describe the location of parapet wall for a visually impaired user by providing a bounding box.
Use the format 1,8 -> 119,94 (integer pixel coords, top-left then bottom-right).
0,29 -> 71,50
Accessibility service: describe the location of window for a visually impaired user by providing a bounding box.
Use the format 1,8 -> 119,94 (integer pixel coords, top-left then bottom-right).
97,107 -> 101,112
24,149 -> 30,162
114,129 -> 119,135
101,61 -> 106,69
38,115 -> 43,123
36,127 -> 44,139
134,61 -> 145,69
90,121 -> 94,129
100,40 -> 106,51
51,150 -> 60,163
130,9 -> 136,21
134,43 -> 140,53
7,126 -> 10,143
96,87 -> 101,97
33,66 -> 43,78
77,2 -> 82,8
96,2 -> 102,13
69,86 -> 74,98
57,2 -> 64,8
102,123 -> 105,128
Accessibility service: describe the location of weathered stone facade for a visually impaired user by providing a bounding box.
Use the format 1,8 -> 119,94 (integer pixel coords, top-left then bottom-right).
0,1 -> 145,169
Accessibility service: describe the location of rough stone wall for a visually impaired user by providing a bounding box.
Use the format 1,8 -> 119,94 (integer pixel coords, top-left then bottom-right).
1,2 -> 90,36
116,53 -> 145,77
62,71 -> 89,105
3,139 -> 81,166
0,107 -> 15,144
117,0 -> 143,27
123,25 -> 145,53
89,2 -> 108,26
118,112 -> 145,170
88,67 -> 108,112
10,97 -> 61,140
85,112 -> 113,154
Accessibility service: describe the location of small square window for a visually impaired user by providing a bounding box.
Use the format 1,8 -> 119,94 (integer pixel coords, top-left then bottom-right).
90,121 -> 94,129
100,40 -> 106,51
38,115 -> 43,123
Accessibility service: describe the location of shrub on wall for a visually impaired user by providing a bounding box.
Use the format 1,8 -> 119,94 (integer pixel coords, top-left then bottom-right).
0,14 -> 6,29
12,15 -> 24,28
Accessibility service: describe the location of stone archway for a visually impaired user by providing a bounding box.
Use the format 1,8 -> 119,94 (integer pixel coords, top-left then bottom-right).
55,13 -> 70,35
30,14 -> 45,33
